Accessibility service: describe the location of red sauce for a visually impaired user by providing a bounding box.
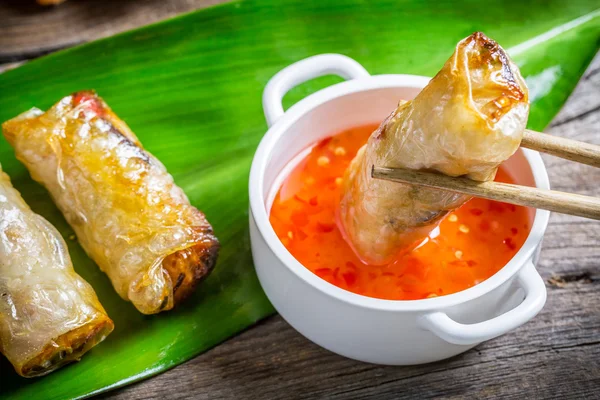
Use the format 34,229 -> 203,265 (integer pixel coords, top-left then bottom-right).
73,91 -> 104,116
269,124 -> 531,300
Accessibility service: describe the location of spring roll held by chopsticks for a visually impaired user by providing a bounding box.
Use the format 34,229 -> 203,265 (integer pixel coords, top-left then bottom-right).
2,92 -> 220,314
0,165 -> 113,377
339,32 -> 529,265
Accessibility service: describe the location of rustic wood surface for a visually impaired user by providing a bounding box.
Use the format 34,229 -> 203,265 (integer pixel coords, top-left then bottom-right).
0,0 -> 224,63
1,3 -> 599,399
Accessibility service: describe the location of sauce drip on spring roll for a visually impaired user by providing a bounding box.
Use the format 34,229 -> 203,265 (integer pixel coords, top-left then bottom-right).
270,126 -> 531,300
339,32 -> 529,265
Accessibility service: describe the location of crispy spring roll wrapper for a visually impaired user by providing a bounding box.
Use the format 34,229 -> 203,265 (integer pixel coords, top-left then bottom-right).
0,166 -> 113,377
340,32 -> 529,265
2,92 -> 220,314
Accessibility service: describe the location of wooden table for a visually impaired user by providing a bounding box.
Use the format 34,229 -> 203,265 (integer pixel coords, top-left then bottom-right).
2,2 -> 599,399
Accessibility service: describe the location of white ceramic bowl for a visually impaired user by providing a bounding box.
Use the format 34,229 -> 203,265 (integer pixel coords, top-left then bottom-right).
249,54 -> 550,365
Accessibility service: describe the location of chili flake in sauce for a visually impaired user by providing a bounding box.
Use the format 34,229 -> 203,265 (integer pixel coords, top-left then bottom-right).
269,124 -> 530,300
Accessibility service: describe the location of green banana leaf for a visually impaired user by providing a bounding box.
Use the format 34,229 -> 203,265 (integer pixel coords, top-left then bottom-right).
0,0 -> 598,398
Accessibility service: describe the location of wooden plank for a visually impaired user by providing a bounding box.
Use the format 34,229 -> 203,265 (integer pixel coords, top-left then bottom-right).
100,53 -> 600,400
0,0 -> 228,62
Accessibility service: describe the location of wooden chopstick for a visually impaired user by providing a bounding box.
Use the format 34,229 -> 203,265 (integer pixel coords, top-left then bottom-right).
522,129 -> 600,168
371,166 -> 600,220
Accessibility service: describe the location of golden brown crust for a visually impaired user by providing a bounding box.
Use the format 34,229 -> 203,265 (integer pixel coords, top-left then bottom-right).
2,91 -> 220,314
163,238 -> 220,305
0,165 -> 113,377
21,317 -> 114,378
466,32 -> 527,122
339,32 -> 529,265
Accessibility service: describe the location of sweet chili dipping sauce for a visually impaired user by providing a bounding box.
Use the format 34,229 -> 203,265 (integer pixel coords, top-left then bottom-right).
269,124 -> 531,300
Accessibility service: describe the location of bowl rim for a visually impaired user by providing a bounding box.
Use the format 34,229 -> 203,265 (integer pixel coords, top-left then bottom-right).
249,73 -> 551,312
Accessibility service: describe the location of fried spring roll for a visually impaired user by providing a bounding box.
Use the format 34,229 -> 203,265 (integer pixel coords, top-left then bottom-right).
0,165 -> 113,377
2,92 -> 219,314
340,32 -> 529,265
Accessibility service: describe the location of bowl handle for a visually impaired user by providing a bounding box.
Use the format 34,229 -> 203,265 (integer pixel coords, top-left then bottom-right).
418,261 -> 547,346
263,54 -> 370,127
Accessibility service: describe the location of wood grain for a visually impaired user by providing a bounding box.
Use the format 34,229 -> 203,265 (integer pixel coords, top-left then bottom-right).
371,167 -> 600,220
522,129 -> 600,168
0,0 -> 227,62
98,54 -> 600,400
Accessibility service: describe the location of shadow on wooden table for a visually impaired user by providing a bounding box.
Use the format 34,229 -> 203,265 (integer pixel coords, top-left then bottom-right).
99,316 -> 487,399
0,0 -> 223,64
102,308 -> 600,399
0,0 -> 155,62
0,0 -> 139,15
